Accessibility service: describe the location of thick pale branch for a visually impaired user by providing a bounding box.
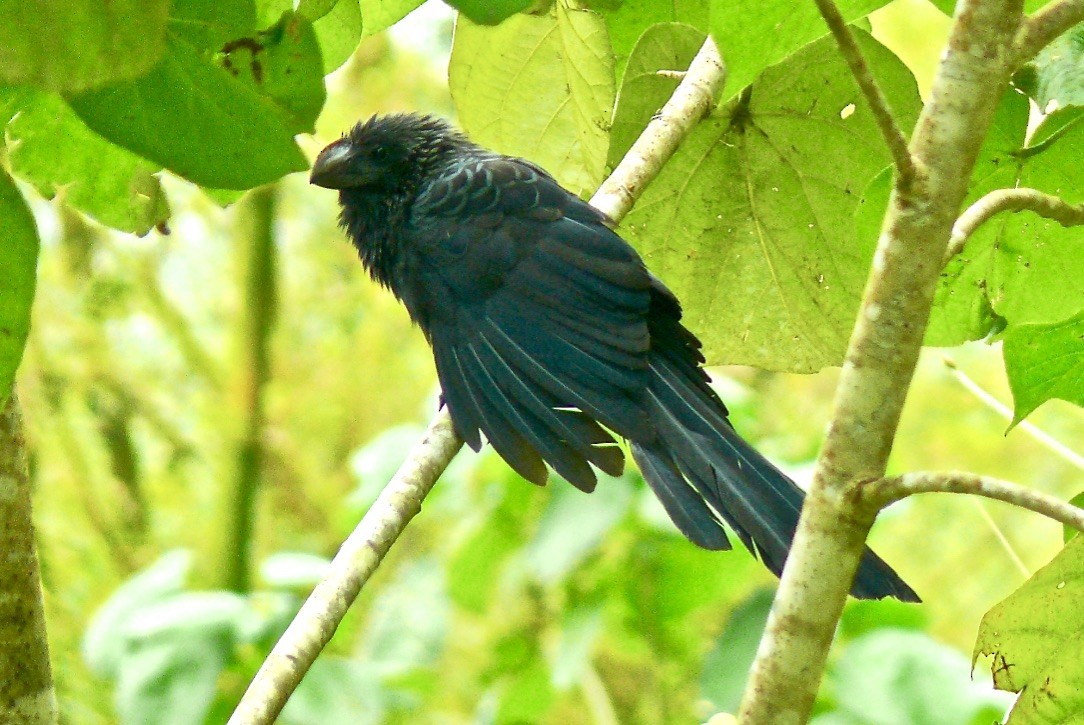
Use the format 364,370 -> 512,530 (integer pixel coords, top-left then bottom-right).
1014,0 -> 1084,63
812,0 -> 917,188
739,1 -> 1025,720
864,471 -> 1084,533
947,187 -> 1084,260
228,35 -> 728,725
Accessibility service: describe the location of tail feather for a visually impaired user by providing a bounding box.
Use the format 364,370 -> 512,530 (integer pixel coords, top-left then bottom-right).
636,351 -> 919,603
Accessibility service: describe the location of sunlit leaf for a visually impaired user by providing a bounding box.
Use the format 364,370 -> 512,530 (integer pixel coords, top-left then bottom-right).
700,588 -> 774,713
82,550 -> 193,677
709,0 -> 892,99
602,0 -> 708,81
1004,310 -> 1084,424
525,475 -> 633,584
0,0 -> 169,92
450,4 -> 616,197
976,535 -> 1084,693
0,168 -> 38,407
360,0 -> 426,37
828,630 -> 1011,723
67,35 -> 307,190
4,88 -> 170,235
444,0 -> 532,25
620,31 -> 921,371
169,0 -> 257,50
314,0 -> 364,73
608,22 -> 706,169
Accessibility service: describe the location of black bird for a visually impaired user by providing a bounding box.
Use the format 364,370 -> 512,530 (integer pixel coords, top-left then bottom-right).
311,113 -> 917,602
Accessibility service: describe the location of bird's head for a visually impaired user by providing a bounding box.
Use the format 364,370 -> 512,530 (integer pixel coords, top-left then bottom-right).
310,113 -> 467,192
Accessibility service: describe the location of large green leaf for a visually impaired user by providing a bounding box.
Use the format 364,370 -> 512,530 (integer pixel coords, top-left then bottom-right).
976,536 -> 1084,708
170,0 -> 257,51
444,0 -> 532,25
925,89 -> 1028,346
709,0 -> 892,99
3,88 -> 169,235
1015,21 -> 1084,111
360,0 -> 426,37
1004,310 -> 1084,423
619,31 -> 921,371
449,4 -> 616,198
0,169 -> 38,407
0,0 -> 169,92
600,0 -> 708,81
66,35 -> 308,190
608,22 -> 706,169
314,0 -> 364,74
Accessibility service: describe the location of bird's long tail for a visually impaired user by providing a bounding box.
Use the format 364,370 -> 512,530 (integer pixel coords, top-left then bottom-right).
630,345 -> 919,602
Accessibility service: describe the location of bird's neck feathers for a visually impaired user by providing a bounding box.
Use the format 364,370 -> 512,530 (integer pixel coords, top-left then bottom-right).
337,187 -> 408,291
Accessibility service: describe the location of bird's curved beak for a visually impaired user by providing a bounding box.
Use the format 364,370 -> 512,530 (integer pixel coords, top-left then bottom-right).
310,139 -> 358,189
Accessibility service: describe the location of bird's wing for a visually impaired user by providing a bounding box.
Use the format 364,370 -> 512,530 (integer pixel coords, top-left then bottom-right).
408,156 -> 654,491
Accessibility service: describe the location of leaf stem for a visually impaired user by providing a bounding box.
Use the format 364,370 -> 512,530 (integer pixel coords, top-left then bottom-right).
812,0 -> 918,189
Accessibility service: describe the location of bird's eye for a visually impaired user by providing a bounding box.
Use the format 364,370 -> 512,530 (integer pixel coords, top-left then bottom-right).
371,146 -> 391,162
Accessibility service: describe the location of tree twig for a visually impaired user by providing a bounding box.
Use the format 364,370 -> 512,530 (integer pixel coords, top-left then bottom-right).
227,35 -> 728,725
946,187 -> 1084,261
1014,0 -> 1084,63
862,471 -> 1084,533
812,0 -> 917,189
739,1 -> 1025,720
943,357 -> 1084,472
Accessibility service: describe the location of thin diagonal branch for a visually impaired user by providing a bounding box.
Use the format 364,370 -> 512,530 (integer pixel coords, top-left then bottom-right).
227,35 -> 728,725
1014,0 -> 1084,63
863,471 -> 1084,533
946,186 -> 1084,260
812,0 -> 918,189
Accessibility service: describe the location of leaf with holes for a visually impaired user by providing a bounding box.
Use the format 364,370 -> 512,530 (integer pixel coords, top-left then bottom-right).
619,31 -> 921,371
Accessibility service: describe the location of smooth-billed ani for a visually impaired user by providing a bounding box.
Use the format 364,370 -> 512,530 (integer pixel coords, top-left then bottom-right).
310,113 -> 917,602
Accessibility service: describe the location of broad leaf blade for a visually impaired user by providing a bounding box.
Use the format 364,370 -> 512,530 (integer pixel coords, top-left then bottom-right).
619,31 -> 921,371
0,0 -> 169,92
0,169 -> 38,407
710,0 -> 892,98
449,5 -> 616,197
1004,310 -> 1084,424
4,89 -> 170,235
67,35 -> 307,190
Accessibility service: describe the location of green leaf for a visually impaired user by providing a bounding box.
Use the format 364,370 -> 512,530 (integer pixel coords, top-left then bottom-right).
1004,310 -> 1084,424
259,551 -> 332,589
976,535 -> 1084,696
0,0 -> 169,92
829,630 -> 1011,724
66,35 -> 307,190
700,588 -> 774,713
525,475 -> 633,584
217,12 -> 327,134
449,4 -> 616,197
444,0 -> 532,25
82,550 -> 193,677
496,657 -> 556,723
1017,21 -> 1084,112
3,88 -> 170,235
709,0 -> 892,99
0,169 -> 38,407
314,0 -> 364,73
360,0 -> 427,37
925,89 -> 1028,346
602,0 -> 708,82
298,0 -> 340,21
619,31 -> 921,371
1065,492 -> 1084,543
169,0 -> 257,51
608,22 -> 706,169
1004,638 -> 1084,723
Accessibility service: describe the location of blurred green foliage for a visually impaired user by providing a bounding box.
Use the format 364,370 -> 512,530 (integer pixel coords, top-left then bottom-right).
2,0 -> 1084,723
